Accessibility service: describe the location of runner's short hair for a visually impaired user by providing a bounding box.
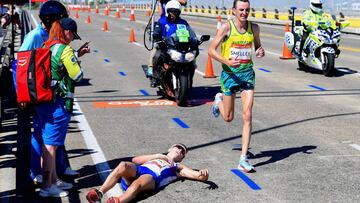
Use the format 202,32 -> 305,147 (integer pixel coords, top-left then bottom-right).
233,0 -> 250,9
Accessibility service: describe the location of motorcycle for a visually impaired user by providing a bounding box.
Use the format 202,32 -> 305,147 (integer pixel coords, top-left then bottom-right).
151,25 -> 210,106
285,17 -> 350,76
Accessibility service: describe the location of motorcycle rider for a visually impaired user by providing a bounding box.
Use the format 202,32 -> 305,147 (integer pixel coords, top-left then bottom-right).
151,0 -> 192,88
148,0 -> 187,87
299,0 -> 331,59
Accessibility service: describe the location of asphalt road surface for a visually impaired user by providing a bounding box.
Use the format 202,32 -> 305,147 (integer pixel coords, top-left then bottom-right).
27,9 -> 360,203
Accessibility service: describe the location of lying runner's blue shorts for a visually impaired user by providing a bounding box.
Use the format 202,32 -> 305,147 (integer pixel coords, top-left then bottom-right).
120,165 -> 158,191
220,68 -> 255,96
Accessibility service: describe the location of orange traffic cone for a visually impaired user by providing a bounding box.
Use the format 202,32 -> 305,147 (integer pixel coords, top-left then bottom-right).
204,55 -> 216,78
130,6 -> 136,21
87,4 -> 91,12
81,2 -> 85,12
122,5 -> 126,13
280,23 -> 295,59
105,7 -> 109,16
103,20 -> 109,32
129,28 -> 136,42
87,15 -> 91,24
95,4 -> 99,14
216,16 -> 222,34
146,5 -> 151,17
115,6 -> 120,18
75,10 -> 79,18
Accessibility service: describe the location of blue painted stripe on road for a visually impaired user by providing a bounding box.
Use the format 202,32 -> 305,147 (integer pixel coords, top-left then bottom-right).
308,85 -> 326,91
172,118 -> 189,128
231,169 -> 261,190
104,59 -> 110,63
119,72 -> 126,76
258,68 -> 272,73
139,89 -> 150,96
93,50 -> 98,53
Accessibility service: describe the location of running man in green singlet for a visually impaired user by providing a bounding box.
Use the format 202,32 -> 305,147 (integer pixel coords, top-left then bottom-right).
208,0 -> 265,173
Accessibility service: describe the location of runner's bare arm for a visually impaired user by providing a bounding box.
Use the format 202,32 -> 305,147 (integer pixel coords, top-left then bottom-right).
252,23 -> 265,57
208,22 -> 231,66
132,154 -> 169,165
177,164 -> 209,181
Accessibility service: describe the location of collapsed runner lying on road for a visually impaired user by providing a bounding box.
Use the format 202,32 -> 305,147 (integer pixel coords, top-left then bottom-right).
86,143 -> 209,203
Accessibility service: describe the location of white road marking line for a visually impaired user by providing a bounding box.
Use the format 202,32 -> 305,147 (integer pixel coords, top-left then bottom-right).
31,14 -> 38,26
195,69 -> 205,76
132,42 -> 143,47
73,100 -> 122,198
350,144 -> 360,152
265,50 -> 282,57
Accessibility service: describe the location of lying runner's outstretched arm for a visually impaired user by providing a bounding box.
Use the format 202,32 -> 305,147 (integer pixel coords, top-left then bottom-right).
132,154 -> 170,165
177,164 -> 209,181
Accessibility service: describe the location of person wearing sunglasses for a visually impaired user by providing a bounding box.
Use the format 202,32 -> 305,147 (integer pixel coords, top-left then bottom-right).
208,0 -> 265,173
86,143 -> 209,203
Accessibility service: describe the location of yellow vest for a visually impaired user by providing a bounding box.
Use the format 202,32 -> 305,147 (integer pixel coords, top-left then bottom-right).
221,20 -> 254,73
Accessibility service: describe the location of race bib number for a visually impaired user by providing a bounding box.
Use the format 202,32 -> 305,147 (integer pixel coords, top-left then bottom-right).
176,24 -> 190,43
229,44 -> 252,63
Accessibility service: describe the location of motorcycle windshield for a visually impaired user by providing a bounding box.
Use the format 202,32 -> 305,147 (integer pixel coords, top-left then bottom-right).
165,24 -> 199,53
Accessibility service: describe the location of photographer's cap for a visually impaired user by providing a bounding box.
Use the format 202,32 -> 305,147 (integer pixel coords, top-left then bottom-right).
60,18 -> 81,40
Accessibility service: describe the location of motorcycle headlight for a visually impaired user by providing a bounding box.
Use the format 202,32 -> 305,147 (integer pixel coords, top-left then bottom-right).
167,49 -> 182,62
184,51 -> 196,62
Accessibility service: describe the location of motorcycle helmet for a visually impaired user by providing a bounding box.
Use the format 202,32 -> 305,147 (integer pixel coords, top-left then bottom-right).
165,0 -> 181,18
39,0 -> 68,30
310,0 -> 323,14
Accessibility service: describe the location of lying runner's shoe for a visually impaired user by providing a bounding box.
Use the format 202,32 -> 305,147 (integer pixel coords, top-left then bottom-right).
86,188 -> 103,203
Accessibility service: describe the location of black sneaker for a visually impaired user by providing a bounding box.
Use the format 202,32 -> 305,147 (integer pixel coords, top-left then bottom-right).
150,77 -> 159,88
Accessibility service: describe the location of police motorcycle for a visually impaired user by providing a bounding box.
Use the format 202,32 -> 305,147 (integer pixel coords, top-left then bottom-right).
153,25 -> 210,106
285,8 -> 350,76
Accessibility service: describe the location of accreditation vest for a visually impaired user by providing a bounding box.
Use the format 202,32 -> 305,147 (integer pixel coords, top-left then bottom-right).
221,20 -> 254,73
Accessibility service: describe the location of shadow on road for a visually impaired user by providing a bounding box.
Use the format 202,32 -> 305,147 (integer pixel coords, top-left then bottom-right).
252,145 -> 317,168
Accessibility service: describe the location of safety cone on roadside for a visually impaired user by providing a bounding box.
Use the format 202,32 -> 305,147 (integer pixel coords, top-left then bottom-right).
216,15 -> 222,34
204,55 -> 216,78
122,5 -> 126,13
129,28 -> 136,42
105,6 -> 109,16
103,20 -> 109,32
115,6 -> 120,18
75,11 -> 79,19
95,4 -> 99,14
280,23 -> 295,60
87,4 -> 91,13
87,15 -> 91,24
130,6 -> 136,21
147,5 -> 151,17
81,2 -> 85,12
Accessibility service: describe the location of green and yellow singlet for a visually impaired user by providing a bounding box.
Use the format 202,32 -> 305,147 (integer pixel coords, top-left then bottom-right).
221,19 -> 254,73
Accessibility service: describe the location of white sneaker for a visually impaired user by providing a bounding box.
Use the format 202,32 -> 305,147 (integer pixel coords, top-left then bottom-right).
33,174 -> 43,184
63,167 -> 80,176
39,185 -> 68,197
55,179 -> 73,190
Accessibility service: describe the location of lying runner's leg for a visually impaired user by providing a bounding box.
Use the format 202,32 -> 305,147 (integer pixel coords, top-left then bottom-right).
119,174 -> 155,203
100,161 -> 137,194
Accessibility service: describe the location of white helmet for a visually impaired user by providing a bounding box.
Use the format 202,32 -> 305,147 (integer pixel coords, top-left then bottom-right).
165,0 -> 181,17
310,0 -> 323,14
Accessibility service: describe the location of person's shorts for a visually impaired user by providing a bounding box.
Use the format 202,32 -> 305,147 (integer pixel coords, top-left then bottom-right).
120,165 -> 158,191
35,97 -> 70,146
220,68 -> 255,96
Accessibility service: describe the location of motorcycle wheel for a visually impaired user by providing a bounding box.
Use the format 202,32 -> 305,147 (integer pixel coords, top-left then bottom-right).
322,53 -> 335,77
174,72 -> 189,106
